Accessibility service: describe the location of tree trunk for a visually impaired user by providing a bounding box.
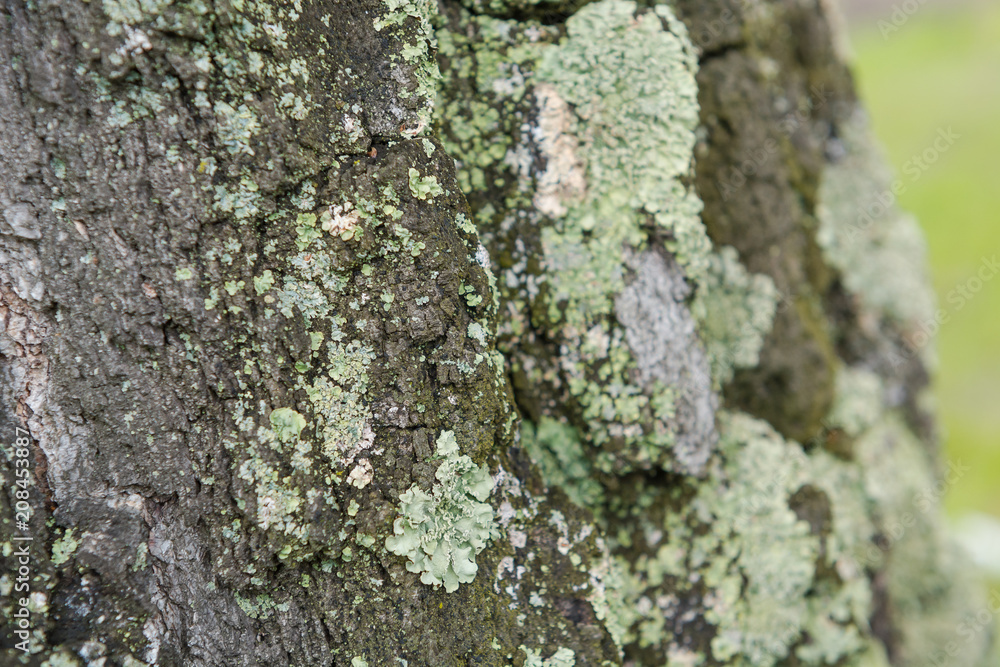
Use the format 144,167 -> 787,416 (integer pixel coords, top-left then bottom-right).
0,0 -> 991,666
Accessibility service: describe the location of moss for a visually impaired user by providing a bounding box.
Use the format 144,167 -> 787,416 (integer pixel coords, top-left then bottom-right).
385,430 -> 498,592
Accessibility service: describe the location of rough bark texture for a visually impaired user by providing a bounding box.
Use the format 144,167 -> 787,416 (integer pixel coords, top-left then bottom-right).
0,1 -> 992,667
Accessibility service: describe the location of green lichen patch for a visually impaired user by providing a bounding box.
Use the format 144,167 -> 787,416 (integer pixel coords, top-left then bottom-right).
691,246 -> 780,387
520,418 -> 603,511
520,645 -> 576,666
852,414 -> 995,666
385,430 -> 498,592
50,529 -> 81,566
434,1 -> 747,476
535,0 -> 709,280
817,113 -> 935,326
584,411 -> 883,665
269,407 -> 307,443
407,168 -> 443,200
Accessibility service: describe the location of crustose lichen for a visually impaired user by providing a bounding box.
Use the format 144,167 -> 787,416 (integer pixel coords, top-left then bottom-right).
385,430 -> 498,592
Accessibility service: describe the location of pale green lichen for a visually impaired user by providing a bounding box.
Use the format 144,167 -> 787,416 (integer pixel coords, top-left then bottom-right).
269,407 -> 307,443
385,430 -> 498,592
520,417 -> 603,510
534,0 -> 708,316
816,111 -> 934,325
132,542 -> 149,572
520,645 -> 576,667
437,1 -> 731,474
828,366 -> 884,438
373,0 -> 441,131
588,411 -> 881,664
306,340 -> 376,466
51,529 -> 81,566
253,270 -> 275,295
852,414 -> 994,666
690,246 -> 780,387
407,167 -> 444,200
40,649 -> 84,667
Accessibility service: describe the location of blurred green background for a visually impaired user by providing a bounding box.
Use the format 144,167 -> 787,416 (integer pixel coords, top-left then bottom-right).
843,0 -> 1000,576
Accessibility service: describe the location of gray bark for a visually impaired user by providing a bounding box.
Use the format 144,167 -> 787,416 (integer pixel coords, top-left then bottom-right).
0,0 -> 992,666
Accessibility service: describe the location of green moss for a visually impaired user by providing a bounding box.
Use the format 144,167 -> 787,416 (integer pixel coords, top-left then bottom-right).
385,430 -> 498,592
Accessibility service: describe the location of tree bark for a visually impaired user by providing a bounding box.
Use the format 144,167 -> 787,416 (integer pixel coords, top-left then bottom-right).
0,0 -> 991,666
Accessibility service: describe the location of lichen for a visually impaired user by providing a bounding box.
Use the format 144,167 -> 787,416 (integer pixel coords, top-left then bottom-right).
520,645 -> 576,666
590,411 -> 878,665
816,111 -> 935,326
520,418 -> 603,511
268,407 -> 307,443
407,168 -> 444,200
373,0 -> 441,132
690,246 -> 780,387
434,1 -> 744,475
534,1 -> 709,281
385,430 -> 499,592
50,529 -> 81,566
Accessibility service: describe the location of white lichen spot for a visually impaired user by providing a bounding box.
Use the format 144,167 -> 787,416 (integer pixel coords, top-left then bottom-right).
347,458 -> 374,489
520,646 -> 576,667
509,529 -> 527,549
116,25 -> 152,58
531,83 -> 586,217
321,201 -> 361,236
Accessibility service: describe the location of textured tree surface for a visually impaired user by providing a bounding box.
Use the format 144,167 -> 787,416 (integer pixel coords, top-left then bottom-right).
0,0 -> 993,666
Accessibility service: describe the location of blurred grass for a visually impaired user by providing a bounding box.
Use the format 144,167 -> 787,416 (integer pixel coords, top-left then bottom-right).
847,3 -> 1000,520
